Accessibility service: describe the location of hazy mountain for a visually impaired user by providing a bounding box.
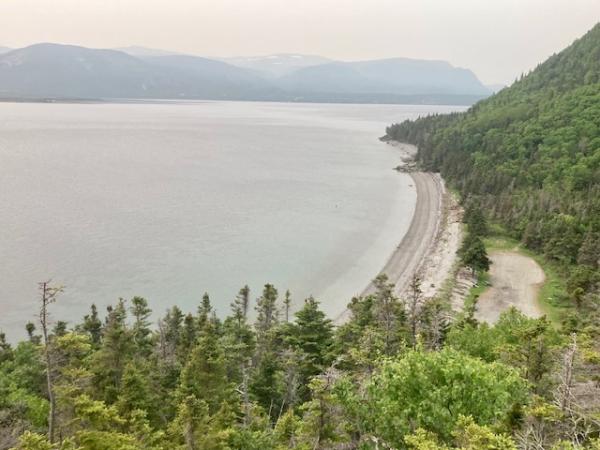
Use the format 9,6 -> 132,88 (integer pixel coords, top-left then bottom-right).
0,43 -> 491,104
0,46 -> 11,54
0,43 -> 273,100
0,43 -> 165,99
115,46 -> 181,58
140,54 -> 275,98
223,54 -> 332,78
278,58 -> 491,96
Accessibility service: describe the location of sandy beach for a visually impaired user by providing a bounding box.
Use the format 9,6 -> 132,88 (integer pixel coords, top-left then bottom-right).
362,170 -> 442,296
336,142 -> 462,322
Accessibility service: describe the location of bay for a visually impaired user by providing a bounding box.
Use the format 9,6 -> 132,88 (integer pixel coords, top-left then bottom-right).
0,101 -> 462,338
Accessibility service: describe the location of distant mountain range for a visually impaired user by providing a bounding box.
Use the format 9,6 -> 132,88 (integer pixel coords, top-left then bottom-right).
220,54 -> 334,78
277,59 -> 490,96
0,44 -> 492,104
115,46 -> 182,58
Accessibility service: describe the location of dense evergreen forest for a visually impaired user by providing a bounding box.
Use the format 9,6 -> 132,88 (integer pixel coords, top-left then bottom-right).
2,275 -> 599,450
2,24 -> 600,450
386,23 -> 600,318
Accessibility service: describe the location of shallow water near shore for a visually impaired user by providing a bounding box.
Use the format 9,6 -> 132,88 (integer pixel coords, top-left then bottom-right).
0,101 -> 463,338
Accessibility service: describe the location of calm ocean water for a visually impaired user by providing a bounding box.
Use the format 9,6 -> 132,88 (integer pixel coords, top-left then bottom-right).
0,101 -> 462,338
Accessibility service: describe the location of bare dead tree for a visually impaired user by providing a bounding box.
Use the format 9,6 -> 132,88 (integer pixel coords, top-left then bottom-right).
556,334 -> 577,413
183,410 -> 196,450
519,334 -> 600,448
420,298 -> 450,350
235,359 -> 252,427
38,280 -> 64,444
515,421 -> 549,450
552,334 -> 600,447
156,319 -> 169,361
373,274 -> 400,355
279,349 -> 301,421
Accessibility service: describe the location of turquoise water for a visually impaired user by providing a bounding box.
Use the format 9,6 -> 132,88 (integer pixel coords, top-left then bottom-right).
0,101 -> 462,338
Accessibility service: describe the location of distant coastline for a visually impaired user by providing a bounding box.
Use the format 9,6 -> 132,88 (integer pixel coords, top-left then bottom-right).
0,94 -> 486,106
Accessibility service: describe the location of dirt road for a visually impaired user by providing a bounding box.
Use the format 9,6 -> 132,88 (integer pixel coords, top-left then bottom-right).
475,250 -> 545,323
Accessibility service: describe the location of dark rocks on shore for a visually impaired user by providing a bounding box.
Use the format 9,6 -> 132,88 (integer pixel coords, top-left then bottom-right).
394,163 -> 418,173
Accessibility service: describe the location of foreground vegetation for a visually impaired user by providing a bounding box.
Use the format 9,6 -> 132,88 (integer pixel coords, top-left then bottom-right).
1,273 -> 599,449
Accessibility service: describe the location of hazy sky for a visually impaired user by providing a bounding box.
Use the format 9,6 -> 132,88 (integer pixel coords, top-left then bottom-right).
1,0 -> 599,84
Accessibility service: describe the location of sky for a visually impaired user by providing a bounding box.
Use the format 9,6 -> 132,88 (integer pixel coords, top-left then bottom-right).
1,0 -> 599,85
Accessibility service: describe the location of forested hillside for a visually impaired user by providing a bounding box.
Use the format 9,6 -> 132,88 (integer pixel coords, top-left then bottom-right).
387,24 -> 600,315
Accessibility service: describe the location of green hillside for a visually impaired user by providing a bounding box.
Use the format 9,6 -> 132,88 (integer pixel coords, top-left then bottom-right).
387,24 -> 600,306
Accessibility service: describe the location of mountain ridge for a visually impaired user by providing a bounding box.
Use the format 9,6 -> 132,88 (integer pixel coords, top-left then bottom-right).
278,58 -> 489,96
0,43 -> 491,104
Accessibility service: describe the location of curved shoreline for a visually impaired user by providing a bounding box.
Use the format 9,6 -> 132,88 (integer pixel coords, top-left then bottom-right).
335,142 -> 450,323
361,171 -> 444,298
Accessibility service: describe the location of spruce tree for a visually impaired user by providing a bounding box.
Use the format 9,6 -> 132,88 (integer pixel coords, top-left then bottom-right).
231,285 -> 250,324
461,236 -> 491,274
373,274 -> 406,354
465,204 -> 489,237
250,284 -> 284,414
197,293 -> 213,331
285,297 -> 334,402
255,284 -> 279,337
177,323 -> 234,415
81,304 -> 103,346
90,299 -> 133,404
130,296 -> 153,355
177,313 -> 198,363
115,362 -> 155,418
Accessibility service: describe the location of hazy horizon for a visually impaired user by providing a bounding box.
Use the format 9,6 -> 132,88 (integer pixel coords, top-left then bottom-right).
2,0 -> 599,85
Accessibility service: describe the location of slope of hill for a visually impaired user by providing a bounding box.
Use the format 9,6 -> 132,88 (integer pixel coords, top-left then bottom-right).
386,23 -> 600,305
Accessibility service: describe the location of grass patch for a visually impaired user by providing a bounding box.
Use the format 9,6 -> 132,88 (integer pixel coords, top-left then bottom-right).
464,271 -> 491,311
482,227 -> 571,326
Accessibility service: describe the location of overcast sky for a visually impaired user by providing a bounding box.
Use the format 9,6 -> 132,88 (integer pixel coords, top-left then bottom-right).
1,0 -> 599,84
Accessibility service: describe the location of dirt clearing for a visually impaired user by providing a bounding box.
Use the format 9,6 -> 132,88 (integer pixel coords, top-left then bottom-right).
475,250 -> 545,323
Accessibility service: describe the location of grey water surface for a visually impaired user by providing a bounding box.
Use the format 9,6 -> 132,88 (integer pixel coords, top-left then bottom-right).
0,101 -> 462,339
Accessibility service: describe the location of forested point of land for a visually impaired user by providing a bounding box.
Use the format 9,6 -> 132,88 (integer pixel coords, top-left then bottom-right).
386,23 -> 600,315
2,24 -> 600,450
